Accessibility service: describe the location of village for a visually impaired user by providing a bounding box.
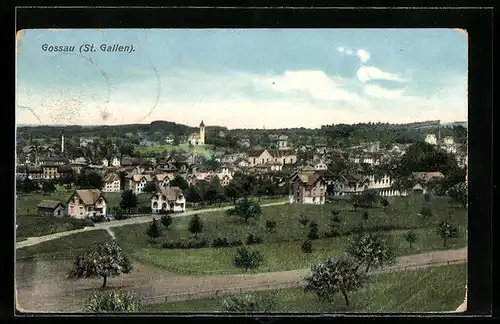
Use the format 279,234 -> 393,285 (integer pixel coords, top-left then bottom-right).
15,120 -> 467,221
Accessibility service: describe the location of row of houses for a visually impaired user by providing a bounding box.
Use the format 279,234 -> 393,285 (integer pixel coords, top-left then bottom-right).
36,186 -> 187,219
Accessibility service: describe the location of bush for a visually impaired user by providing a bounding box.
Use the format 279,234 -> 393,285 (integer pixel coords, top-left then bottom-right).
91,215 -> 106,223
420,206 -> 433,219
233,246 -> 264,272
137,206 -> 152,214
265,220 -> 277,232
212,237 -> 230,248
307,221 -> 320,240
221,293 -> 275,312
160,215 -> 173,229
246,233 -> 264,245
84,290 -> 142,312
301,240 -> 313,253
229,239 -> 244,247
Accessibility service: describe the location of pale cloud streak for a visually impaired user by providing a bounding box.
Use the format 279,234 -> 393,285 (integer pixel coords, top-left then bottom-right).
356,66 -> 405,83
356,49 -> 371,63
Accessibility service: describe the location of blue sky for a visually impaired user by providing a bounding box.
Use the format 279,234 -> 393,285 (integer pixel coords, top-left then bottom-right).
16,29 -> 467,129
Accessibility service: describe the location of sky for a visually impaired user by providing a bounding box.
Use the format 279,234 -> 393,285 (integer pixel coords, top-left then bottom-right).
16,29 -> 468,129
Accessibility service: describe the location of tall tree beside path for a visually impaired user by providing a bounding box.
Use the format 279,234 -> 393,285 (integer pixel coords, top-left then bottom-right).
188,214 -> 203,238
436,220 -> 458,247
67,240 -> 132,288
304,254 -> 366,307
347,232 -> 395,273
230,198 -> 262,223
120,189 -> 138,214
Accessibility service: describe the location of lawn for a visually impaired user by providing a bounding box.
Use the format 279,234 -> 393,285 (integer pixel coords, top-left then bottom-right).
112,195 -> 467,275
144,263 -> 467,313
119,227 -> 467,276
16,229 -> 112,262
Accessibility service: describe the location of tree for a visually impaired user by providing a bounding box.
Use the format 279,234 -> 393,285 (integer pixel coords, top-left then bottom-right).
380,197 -> 389,211
231,198 -> 262,223
404,230 -> 417,248
146,218 -> 161,239
362,212 -> 369,222
19,177 -> 39,193
436,220 -> 458,247
423,192 -> 431,202
225,181 -> 243,205
307,221 -> 320,240
143,182 -> 157,194
160,214 -> 173,229
233,246 -> 264,272
351,195 -> 360,211
185,185 -> 202,205
298,214 -> 310,227
118,171 -> 127,190
67,240 -> 132,288
120,189 -> 138,213
304,254 -> 366,306
76,170 -> 104,190
358,189 -> 378,208
188,214 -> 203,238
41,181 -> 56,193
347,232 -> 395,273
448,182 -> 468,208
170,175 -> 189,191
420,206 -> 433,219
221,293 -> 275,312
84,290 -> 142,312
301,240 -> 313,253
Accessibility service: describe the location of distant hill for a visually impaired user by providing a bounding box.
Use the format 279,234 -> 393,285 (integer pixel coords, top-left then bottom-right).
15,120 -> 198,139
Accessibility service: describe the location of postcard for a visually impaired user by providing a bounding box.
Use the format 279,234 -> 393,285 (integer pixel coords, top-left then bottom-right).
15,28 -> 468,314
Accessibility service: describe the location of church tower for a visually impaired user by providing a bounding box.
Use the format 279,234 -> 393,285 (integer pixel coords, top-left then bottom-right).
199,120 -> 205,145
61,131 -> 65,153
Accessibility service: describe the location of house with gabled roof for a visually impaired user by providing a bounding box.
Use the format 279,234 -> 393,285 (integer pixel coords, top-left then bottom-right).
289,170 -> 327,204
67,189 -> 107,219
247,148 -> 297,167
102,172 -> 121,192
151,186 -> 186,213
37,200 -> 66,217
155,173 -> 175,188
128,174 -> 154,195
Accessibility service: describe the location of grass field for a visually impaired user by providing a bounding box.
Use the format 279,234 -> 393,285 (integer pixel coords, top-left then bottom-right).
16,230 -> 112,262
119,227 -> 466,275
111,195 -> 467,275
144,263 -> 467,313
134,144 -> 218,159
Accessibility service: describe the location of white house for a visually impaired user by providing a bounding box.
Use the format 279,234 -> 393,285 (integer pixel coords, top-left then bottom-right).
313,161 -> 328,170
155,173 -> 175,188
66,189 -> 107,219
102,158 -> 109,167
425,134 -> 438,145
128,174 -> 154,194
111,156 -> 121,167
247,149 -> 297,167
151,186 -> 186,213
289,171 -> 327,204
278,135 -> 289,149
102,173 -> 121,193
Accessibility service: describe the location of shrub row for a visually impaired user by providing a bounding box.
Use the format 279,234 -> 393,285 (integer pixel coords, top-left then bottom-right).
161,237 -> 245,249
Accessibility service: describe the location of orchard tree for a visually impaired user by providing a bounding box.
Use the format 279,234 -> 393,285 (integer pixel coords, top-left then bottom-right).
225,181 -> 243,205
233,246 -> 264,272
347,232 -> 395,273
170,175 -> 189,191
380,197 -> 389,211
120,189 -> 138,213
304,254 -> 367,306
67,240 -> 132,288
188,214 -> 203,238
84,290 -> 142,313
160,214 -> 173,229
404,230 -> 417,248
76,170 -> 103,190
42,181 -> 56,193
420,206 -> 433,220
230,198 -> 262,223
307,221 -> 320,240
146,218 -> 161,239
185,185 -> 202,206
436,220 -> 458,247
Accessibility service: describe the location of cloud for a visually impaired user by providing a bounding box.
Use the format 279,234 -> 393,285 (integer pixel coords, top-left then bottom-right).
356,66 -> 405,83
253,70 -> 366,105
363,84 -> 405,99
356,49 -> 370,63
336,46 -> 345,53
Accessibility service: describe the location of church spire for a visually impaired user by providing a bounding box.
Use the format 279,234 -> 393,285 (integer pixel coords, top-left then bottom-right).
200,120 -> 205,127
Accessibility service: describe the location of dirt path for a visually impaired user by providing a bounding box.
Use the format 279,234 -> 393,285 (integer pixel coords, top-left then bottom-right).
16,201 -> 287,250
15,247 -> 467,313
